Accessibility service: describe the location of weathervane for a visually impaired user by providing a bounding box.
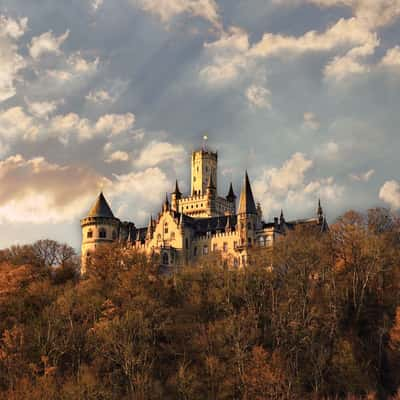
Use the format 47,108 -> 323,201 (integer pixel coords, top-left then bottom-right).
202,134 -> 208,151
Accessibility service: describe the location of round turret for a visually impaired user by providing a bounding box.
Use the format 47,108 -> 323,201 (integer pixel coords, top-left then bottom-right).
80,192 -> 120,274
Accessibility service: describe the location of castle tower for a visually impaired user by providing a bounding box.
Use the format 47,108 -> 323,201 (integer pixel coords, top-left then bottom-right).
191,148 -> 218,196
237,172 -> 258,250
80,192 -> 120,274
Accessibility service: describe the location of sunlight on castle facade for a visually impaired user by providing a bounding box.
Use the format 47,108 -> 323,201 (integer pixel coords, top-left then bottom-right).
81,145 -> 328,273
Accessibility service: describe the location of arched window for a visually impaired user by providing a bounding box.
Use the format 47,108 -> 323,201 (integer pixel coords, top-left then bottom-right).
162,253 -> 169,265
87,230 -> 93,239
99,228 -> 106,238
185,238 -> 189,249
164,223 -> 168,234
112,230 -> 117,240
157,234 -> 162,241
171,232 -> 176,240
86,251 -> 91,258
247,222 -> 252,230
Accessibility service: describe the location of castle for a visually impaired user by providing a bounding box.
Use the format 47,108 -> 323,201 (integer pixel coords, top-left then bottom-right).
81,146 -> 328,273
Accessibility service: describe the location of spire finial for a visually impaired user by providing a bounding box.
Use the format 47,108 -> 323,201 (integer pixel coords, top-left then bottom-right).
202,134 -> 208,151
317,198 -> 324,222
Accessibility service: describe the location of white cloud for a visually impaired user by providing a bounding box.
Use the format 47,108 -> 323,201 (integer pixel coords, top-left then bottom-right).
46,52 -> 99,82
303,112 -> 320,130
134,140 -> 186,168
379,180 -> 400,209
86,89 -> 115,104
134,0 -> 220,27
200,27 -> 251,85
0,154 -> 109,223
349,169 -> 375,182
253,153 -> 344,219
380,45 -> 400,68
91,0 -> 104,10
0,106 -> 39,141
0,15 -> 28,102
95,113 -> 135,135
29,30 -> 69,59
246,85 -> 271,109
25,98 -> 60,119
50,112 -> 135,142
105,150 -> 130,163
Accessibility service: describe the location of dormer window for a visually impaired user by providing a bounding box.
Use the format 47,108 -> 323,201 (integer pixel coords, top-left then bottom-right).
99,229 -> 106,238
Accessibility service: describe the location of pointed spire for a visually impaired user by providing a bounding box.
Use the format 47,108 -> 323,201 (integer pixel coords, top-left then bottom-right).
226,182 -> 236,202
280,209 -> 285,223
238,171 -> 257,215
88,192 -> 115,218
163,193 -> 170,211
173,180 -> 182,196
317,198 -> 324,222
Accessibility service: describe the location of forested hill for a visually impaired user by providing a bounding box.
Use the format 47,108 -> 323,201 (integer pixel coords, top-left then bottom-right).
1,209 -> 400,399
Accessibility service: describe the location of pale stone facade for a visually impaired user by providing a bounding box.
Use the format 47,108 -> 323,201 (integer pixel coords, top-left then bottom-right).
81,147 -> 328,273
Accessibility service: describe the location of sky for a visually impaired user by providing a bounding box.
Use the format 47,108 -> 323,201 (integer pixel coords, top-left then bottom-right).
0,0 -> 400,250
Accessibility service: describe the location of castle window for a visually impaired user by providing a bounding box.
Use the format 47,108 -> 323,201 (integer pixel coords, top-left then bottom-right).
234,258 -> 239,268
259,236 -> 266,247
87,230 -> 93,239
99,229 -> 106,239
164,223 -> 168,234
86,251 -> 91,258
157,234 -> 162,241
171,232 -> 176,240
223,242 -> 228,252
162,253 -> 169,265
185,238 -> 189,249
234,241 -> 237,249
248,237 -> 252,245
213,244 -> 218,252
247,222 -> 252,230
194,247 -> 198,256
203,245 -> 209,255
112,230 -> 117,240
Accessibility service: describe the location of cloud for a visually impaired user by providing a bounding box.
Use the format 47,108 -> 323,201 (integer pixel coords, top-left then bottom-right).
91,0 -> 104,10
200,27 -> 251,85
50,112 -> 135,142
0,105 -> 135,144
380,46 -> 400,68
303,112 -> 320,130
349,169 -> 375,182
379,180 -> 400,209
133,0 -> 220,27
0,154 -> 109,223
46,52 -> 99,82
0,107 -> 39,141
0,15 -> 28,102
105,150 -> 130,163
134,140 -> 186,168
25,98 -> 60,119
246,85 -> 271,109
253,153 -> 344,219
86,89 -> 115,104
28,30 -> 69,59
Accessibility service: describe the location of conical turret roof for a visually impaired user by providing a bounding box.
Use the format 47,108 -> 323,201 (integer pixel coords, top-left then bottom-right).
173,180 -> 182,195
238,171 -> 257,215
88,192 -> 115,218
226,182 -> 236,201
